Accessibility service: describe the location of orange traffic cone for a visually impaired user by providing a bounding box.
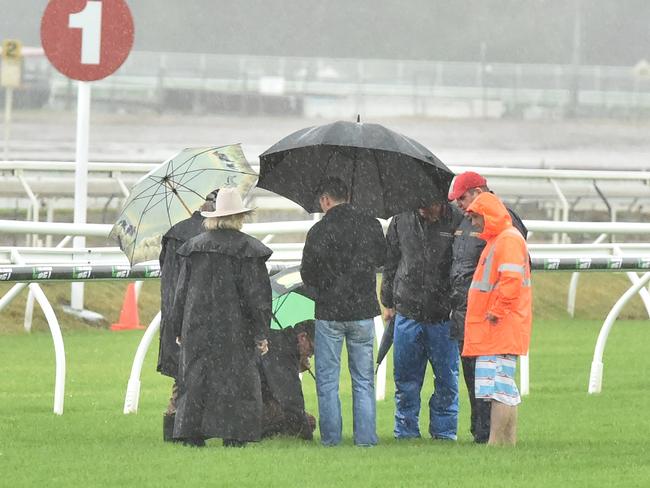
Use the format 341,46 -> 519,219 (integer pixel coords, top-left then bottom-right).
111,283 -> 145,331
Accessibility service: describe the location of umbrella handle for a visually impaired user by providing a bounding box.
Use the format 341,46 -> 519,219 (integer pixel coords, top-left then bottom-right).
164,181 -> 193,217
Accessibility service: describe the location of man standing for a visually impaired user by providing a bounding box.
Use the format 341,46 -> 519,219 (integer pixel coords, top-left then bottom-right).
381,196 -> 463,440
448,172 -> 527,443
463,191 -> 532,446
300,177 -> 386,447
158,189 -> 217,442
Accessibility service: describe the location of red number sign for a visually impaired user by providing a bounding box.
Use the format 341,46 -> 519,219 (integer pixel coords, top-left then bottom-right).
40,0 -> 134,82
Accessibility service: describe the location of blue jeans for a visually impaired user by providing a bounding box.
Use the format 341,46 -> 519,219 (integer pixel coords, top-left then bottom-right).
393,313 -> 459,440
315,318 -> 377,446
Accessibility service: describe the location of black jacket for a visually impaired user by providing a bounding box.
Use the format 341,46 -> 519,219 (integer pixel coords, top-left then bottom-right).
157,211 -> 204,378
301,204 -> 386,321
449,207 -> 527,340
260,327 -> 313,439
381,204 -> 464,324
171,229 -> 272,442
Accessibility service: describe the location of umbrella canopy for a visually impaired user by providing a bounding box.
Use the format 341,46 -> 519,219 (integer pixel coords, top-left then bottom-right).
270,265 -> 314,329
258,120 -> 454,219
376,316 -> 395,371
109,144 -> 257,264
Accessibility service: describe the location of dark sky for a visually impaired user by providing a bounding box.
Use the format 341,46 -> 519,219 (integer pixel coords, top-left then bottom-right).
2,0 -> 648,66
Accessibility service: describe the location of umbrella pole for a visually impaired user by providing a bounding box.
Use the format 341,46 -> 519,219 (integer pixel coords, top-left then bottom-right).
164,181 -> 193,217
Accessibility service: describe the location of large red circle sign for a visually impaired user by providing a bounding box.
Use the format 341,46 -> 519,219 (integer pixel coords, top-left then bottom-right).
41,0 -> 134,82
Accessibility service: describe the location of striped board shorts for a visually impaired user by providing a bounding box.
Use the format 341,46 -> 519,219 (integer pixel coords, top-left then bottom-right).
475,355 -> 521,406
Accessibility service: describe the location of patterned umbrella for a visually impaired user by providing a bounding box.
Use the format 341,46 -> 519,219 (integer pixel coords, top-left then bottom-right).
109,144 -> 257,264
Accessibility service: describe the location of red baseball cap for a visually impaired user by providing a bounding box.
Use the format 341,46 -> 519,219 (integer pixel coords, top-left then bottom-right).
448,171 -> 487,201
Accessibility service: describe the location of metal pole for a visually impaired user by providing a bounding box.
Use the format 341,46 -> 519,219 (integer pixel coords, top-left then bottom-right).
123,311 -> 161,414
3,87 -> 12,160
588,272 -> 650,394
520,354 -> 529,396
567,233 -> 608,317
30,282 -> 66,415
480,41 -> 487,118
71,82 -> 91,310
374,316 -> 387,401
568,0 -> 582,117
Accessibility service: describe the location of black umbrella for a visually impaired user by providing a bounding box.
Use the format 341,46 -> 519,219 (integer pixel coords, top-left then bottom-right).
258,119 -> 454,219
376,316 -> 395,373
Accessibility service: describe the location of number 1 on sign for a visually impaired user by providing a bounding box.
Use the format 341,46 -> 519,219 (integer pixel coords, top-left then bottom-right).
69,0 -> 102,65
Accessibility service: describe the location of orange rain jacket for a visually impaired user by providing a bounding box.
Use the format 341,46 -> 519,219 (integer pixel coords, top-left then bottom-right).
461,192 -> 532,357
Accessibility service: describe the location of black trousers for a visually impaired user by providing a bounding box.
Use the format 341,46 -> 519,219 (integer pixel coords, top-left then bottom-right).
459,343 -> 491,443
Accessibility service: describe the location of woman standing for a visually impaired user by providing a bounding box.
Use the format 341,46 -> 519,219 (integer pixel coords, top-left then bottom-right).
171,188 -> 272,447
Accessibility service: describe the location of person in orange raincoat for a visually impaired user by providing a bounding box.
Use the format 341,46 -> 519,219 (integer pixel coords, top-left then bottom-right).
462,192 -> 532,446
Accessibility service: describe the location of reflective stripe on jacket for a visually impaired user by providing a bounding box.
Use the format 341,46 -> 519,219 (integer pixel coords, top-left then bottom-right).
462,193 -> 532,357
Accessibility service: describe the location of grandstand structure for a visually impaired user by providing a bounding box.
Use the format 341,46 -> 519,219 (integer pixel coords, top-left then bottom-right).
3,49 -> 650,118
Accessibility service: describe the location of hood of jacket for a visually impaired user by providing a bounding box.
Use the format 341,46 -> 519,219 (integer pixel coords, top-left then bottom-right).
467,192 -> 512,240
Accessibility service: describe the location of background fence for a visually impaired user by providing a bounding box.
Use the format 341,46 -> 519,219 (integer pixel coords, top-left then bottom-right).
5,50 -> 650,118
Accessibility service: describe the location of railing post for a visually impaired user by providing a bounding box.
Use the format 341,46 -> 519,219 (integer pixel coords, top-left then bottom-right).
374,316 -> 386,401
567,233 -> 607,317
123,311 -> 161,414
520,353 -> 529,396
589,272 -> 650,394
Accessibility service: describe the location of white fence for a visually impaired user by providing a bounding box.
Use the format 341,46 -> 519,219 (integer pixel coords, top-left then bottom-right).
3,216 -> 650,415
3,160 -> 650,203
3,162 -> 650,239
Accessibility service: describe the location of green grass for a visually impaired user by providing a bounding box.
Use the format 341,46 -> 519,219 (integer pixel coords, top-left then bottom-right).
1,272 -> 650,486
1,318 -> 649,487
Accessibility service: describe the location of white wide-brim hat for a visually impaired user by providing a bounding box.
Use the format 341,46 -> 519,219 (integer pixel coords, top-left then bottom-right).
200,187 -> 253,218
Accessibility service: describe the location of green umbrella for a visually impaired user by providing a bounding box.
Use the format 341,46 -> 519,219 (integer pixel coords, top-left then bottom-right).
109,144 -> 257,264
270,266 -> 314,329
270,265 -> 316,379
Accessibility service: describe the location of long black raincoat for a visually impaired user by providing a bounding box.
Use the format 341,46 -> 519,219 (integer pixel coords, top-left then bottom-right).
170,229 -> 272,442
158,211 -> 205,378
260,327 -> 313,439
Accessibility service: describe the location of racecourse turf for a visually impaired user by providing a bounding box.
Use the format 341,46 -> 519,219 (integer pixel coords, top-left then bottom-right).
1,316 -> 649,487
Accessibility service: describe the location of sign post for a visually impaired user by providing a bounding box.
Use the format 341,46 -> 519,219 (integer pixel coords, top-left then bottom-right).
41,0 -> 134,311
71,81 -> 91,309
1,39 -> 22,161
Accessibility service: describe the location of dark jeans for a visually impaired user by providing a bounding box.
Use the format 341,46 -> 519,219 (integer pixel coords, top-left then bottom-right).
393,314 -> 459,440
459,342 -> 491,443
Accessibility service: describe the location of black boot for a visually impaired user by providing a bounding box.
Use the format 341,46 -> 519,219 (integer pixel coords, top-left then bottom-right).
473,400 -> 492,444
163,413 -> 180,443
182,437 -> 206,448
223,438 -> 247,448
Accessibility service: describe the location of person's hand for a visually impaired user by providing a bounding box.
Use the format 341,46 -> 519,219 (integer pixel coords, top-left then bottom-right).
305,412 -> 316,432
299,355 -> 311,373
176,336 -> 181,345
383,307 -> 395,322
486,313 -> 499,325
256,339 -> 269,356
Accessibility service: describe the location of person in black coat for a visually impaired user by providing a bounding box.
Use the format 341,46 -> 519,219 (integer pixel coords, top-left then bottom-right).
380,196 -> 464,440
159,189 -> 218,442
448,171 -> 528,444
260,320 -> 316,440
170,188 -> 272,448
300,177 -> 386,447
